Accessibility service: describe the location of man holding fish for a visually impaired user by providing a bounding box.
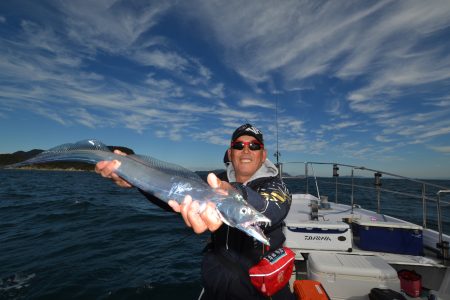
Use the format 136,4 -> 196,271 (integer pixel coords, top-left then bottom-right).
96,123 -> 294,300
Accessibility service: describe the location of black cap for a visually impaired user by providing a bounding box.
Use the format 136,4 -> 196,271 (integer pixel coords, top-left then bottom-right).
231,123 -> 264,144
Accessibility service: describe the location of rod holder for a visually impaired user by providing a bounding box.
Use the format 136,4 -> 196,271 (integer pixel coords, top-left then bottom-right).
333,164 -> 339,203
374,172 -> 382,186
333,164 -> 339,177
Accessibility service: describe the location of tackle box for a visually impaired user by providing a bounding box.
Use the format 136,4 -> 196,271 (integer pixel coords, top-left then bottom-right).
293,280 -> 330,300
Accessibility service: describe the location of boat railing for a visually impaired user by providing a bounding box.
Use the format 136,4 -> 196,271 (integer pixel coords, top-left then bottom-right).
280,161 -> 450,251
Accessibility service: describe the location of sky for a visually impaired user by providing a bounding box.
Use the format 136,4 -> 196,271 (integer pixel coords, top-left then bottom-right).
1,0 -> 450,179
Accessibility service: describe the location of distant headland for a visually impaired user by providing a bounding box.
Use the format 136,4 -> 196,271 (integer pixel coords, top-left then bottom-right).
0,148 -> 226,179
0,146 -> 134,171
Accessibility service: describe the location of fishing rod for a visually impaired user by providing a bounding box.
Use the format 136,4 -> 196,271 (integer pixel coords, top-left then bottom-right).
274,97 -> 280,165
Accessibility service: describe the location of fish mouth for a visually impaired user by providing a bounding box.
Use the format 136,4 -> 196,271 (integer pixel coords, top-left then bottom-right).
238,216 -> 271,246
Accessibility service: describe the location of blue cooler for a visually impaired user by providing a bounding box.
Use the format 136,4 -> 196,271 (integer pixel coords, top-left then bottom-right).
352,220 -> 423,255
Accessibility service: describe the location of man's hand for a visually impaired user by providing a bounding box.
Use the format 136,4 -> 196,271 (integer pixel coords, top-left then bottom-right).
168,173 -> 233,234
95,150 -> 132,188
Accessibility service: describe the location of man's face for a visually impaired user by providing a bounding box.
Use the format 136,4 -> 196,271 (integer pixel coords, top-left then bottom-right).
228,135 -> 267,183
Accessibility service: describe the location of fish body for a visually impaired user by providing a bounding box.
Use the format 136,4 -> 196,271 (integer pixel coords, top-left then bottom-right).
6,139 -> 271,245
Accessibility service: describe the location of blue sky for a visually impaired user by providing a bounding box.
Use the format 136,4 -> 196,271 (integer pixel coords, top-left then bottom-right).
1,1 -> 450,179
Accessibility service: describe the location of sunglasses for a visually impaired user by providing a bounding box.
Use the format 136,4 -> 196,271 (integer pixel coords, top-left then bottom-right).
230,140 -> 264,151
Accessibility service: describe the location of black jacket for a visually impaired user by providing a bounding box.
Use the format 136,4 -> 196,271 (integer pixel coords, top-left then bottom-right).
201,160 -> 292,300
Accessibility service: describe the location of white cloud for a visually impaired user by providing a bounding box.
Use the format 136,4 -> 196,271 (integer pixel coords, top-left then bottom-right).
321,121 -> 359,131
59,1 -> 172,54
0,3 -> 234,140
429,145 -> 450,154
420,126 -> 450,139
185,0 -> 450,88
425,96 -> 450,107
136,50 -> 214,89
34,107 -> 68,126
410,110 -> 448,122
239,98 -> 275,109
347,98 -> 390,114
180,0 -> 450,151
325,99 -> 342,116
135,49 -> 189,71
346,48 -> 450,103
211,83 -> 225,99
375,135 -> 394,143
195,128 -> 230,146
144,74 -> 184,98
376,113 -> 450,148
67,107 -> 104,128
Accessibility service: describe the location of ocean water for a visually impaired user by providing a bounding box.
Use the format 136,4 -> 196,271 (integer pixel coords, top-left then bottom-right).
1,169 -> 449,299
0,170 -> 206,300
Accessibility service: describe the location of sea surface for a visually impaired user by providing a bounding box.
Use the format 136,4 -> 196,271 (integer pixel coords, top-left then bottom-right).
1,169 -> 449,299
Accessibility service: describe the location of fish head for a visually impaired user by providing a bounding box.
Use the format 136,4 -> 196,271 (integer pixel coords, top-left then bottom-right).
215,190 -> 271,245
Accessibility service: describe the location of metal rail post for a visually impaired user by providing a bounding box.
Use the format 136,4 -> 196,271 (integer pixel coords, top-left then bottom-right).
305,163 -> 309,194
351,168 -> 354,214
422,184 -> 427,229
436,190 -> 450,265
375,172 -> 382,214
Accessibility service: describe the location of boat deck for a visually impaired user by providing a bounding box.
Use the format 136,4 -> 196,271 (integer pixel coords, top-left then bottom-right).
286,194 -> 447,266
286,193 -> 449,299
280,161 -> 450,299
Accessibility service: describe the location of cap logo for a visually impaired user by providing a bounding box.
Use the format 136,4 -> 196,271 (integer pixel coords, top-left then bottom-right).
245,126 -> 261,135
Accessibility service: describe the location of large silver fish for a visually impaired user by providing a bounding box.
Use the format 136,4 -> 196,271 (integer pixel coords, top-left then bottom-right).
6,139 -> 271,245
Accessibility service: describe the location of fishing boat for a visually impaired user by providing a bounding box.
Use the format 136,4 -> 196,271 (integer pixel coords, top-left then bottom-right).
281,161 -> 450,300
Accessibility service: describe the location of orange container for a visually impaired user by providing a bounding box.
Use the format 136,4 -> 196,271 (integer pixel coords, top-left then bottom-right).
293,280 -> 330,300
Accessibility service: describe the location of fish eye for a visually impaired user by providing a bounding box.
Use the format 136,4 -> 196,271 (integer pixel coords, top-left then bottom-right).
240,207 -> 249,215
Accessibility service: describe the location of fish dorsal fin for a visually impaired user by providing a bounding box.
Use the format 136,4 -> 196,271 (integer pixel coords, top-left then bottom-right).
129,154 -> 206,184
44,139 -> 111,153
